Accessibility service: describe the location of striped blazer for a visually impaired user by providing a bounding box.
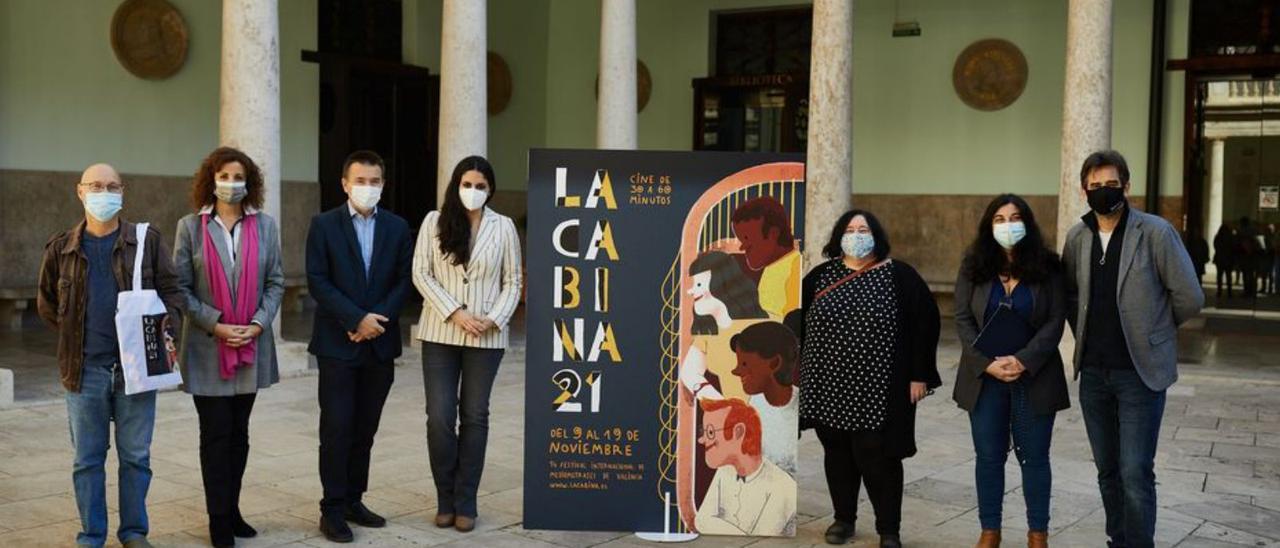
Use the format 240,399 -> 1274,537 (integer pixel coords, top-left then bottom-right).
412,208 -> 522,349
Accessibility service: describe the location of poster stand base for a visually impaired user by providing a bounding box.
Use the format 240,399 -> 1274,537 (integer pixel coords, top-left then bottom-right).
633,532 -> 698,543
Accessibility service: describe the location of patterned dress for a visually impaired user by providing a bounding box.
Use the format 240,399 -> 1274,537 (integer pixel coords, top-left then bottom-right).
799,261 -> 901,431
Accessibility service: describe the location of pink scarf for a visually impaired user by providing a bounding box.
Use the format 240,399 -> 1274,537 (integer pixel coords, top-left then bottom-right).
201,213 -> 260,380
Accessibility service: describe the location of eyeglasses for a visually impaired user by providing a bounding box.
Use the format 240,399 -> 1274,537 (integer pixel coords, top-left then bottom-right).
79,182 -> 124,193
1085,179 -> 1124,191
701,424 -> 728,441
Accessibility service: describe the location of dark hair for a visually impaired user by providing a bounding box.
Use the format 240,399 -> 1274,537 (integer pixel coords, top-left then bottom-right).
731,197 -> 794,248
342,150 -> 386,180
436,156 -> 497,266
190,146 -> 265,211
1079,150 -> 1130,189
963,194 -> 1060,284
688,251 -> 767,335
821,209 -> 891,260
729,321 -> 798,387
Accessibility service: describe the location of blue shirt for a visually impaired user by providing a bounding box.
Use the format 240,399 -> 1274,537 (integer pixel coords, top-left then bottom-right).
82,228 -> 120,369
985,279 -> 1033,324
348,202 -> 377,277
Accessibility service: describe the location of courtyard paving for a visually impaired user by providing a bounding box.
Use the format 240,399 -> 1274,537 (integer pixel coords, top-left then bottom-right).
0,319 -> 1278,547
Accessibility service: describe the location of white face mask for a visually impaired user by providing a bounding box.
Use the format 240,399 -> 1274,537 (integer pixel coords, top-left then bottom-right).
348,184 -> 381,211
459,186 -> 488,211
841,232 -> 875,259
992,221 -> 1027,250
214,181 -> 247,204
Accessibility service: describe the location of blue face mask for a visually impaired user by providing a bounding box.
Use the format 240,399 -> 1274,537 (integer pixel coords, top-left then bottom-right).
992,221 -> 1026,250
841,232 -> 876,259
83,191 -> 122,222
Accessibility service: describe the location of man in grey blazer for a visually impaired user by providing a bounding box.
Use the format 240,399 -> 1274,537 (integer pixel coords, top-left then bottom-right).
1062,150 -> 1203,548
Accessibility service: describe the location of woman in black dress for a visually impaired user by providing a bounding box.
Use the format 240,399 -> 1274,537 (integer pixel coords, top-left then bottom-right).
798,209 -> 941,547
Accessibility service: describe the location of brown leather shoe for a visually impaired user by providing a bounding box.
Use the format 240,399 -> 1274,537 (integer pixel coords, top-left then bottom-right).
1027,530 -> 1048,548
976,529 -> 1001,547
454,515 -> 476,532
433,512 -> 455,528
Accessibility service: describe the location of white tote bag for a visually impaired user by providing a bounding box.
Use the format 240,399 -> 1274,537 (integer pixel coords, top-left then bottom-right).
115,222 -> 182,395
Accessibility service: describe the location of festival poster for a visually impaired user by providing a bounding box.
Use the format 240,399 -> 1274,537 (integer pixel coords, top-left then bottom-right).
523,149 -> 805,536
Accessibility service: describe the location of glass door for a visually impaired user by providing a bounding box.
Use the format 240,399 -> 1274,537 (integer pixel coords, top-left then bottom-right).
1199,76 -> 1280,313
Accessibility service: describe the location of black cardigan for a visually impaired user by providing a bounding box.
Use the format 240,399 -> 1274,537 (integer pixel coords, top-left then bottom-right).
794,258 -> 942,459
951,258 -> 1071,415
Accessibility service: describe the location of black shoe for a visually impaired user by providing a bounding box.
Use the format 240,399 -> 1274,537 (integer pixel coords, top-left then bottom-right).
231,512 -> 258,538
344,501 -> 387,528
209,515 -> 235,547
879,533 -> 902,548
824,520 -> 855,544
319,514 -> 354,543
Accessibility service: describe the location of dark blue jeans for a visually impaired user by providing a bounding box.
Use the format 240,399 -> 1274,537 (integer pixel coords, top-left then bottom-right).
422,342 -> 504,518
65,363 -> 156,547
1079,368 -> 1166,548
969,376 -> 1055,532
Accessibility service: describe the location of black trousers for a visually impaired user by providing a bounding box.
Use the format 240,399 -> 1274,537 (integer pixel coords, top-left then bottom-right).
193,393 -> 257,520
318,351 -> 395,515
815,425 -> 904,535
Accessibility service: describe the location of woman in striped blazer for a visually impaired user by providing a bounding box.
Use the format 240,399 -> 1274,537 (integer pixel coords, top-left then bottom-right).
411,156 -> 521,532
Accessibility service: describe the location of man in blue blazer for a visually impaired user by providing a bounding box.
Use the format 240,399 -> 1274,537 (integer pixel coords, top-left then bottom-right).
306,150 -> 413,543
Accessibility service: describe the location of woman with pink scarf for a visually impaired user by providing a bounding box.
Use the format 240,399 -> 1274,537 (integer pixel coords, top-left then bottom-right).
173,147 -> 285,548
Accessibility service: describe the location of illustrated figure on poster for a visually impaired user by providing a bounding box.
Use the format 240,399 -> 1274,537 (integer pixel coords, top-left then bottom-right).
731,197 -> 801,320
694,398 -> 797,536
680,251 -> 769,402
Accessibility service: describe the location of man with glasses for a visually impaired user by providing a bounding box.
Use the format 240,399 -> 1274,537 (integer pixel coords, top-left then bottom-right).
1062,150 -> 1203,548
693,398 -> 796,536
37,163 -> 184,548
305,150 -> 413,542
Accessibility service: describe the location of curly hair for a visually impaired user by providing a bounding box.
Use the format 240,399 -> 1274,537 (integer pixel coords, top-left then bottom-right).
962,193 -> 1060,284
190,146 -> 265,212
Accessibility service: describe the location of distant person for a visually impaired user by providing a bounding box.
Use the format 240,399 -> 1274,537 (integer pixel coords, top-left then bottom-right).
1238,217 -> 1259,297
1183,225 -> 1209,283
1062,150 -> 1203,548
37,163 -> 185,548
1212,223 -> 1236,298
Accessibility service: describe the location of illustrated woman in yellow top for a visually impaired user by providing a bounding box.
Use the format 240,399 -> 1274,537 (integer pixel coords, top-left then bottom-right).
731,196 -> 801,320
680,251 -> 769,401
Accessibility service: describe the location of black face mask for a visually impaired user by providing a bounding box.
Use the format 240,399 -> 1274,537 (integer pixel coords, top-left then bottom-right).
1086,186 -> 1126,215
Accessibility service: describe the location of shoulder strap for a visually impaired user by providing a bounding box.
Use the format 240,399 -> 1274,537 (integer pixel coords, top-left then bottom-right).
132,222 -> 149,291
813,259 -> 889,303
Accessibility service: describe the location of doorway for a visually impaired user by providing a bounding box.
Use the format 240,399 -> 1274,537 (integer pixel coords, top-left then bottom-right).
1192,76 -> 1280,312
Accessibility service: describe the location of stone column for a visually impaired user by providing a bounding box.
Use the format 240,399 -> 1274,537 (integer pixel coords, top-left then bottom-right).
804,0 -> 853,270
1206,138 -> 1225,245
1056,0 -> 1113,248
220,0 -> 281,334
437,0 -> 487,204
597,0 -> 637,149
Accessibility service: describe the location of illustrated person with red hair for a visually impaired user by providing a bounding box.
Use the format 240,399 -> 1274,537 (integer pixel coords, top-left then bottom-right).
694,398 -> 796,536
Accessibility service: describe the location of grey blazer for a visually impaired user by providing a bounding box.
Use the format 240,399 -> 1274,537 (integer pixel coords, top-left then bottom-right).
953,262 -> 1070,415
173,210 -> 285,396
1062,208 -> 1204,391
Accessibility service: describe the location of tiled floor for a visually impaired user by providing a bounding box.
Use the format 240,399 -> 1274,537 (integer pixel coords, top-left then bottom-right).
2,307 -> 1279,547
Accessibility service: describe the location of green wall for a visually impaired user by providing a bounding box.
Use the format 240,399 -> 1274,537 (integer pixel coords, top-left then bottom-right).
542,0 -> 1187,197
0,0 -> 318,181
0,0 -> 1188,199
